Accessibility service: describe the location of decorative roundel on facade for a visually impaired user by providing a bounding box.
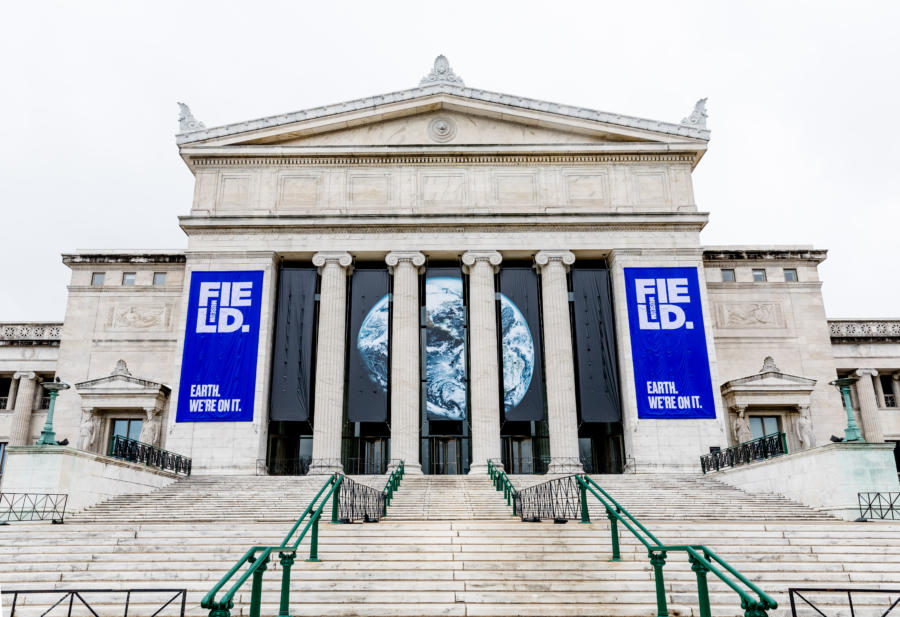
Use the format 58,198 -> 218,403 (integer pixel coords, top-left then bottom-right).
428,116 -> 457,143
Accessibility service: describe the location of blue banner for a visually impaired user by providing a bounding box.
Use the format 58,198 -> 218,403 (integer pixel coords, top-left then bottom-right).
624,267 -> 715,420
176,270 -> 264,422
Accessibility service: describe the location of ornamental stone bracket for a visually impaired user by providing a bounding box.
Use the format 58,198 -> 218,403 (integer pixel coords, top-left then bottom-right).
75,360 -> 171,450
720,357 -> 817,449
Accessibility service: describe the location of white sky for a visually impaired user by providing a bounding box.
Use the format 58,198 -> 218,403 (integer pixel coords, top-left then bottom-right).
2,1 -> 898,321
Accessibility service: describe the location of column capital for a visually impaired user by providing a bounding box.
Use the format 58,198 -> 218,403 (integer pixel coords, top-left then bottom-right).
461,251 -> 502,273
855,368 -> 879,378
534,250 -> 576,271
12,371 -> 36,381
385,251 -> 426,272
312,251 -> 352,269
892,372 -> 900,381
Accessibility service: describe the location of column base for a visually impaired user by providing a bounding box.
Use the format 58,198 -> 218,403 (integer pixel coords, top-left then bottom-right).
547,458 -> 585,475
391,463 -> 422,475
307,459 -> 343,475
468,462 -> 497,475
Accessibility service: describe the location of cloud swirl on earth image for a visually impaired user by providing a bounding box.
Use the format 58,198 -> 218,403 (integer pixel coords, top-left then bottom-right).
357,294 -> 389,392
499,293 -> 534,411
425,276 -> 467,420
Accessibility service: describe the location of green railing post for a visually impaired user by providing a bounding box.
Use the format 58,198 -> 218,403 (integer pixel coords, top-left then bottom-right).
331,478 -> 340,524
650,551 -> 669,617
278,551 -> 295,617
579,479 -> 590,524
307,512 -> 320,562
248,553 -> 268,617
209,605 -> 230,617
606,509 -> 621,561
690,553 -> 712,617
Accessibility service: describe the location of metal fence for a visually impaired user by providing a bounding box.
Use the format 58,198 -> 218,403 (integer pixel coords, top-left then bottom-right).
515,474 -> 582,521
336,475 -> 386,522
1,588 -> 187,617
0,492 -> 67,523
109,435 -> 192,475
859,492 -> 900,520
788,587 -> 900,616
700,432 -> 788,474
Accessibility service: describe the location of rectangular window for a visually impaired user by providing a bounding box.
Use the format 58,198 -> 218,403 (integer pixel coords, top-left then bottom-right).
752,269 -> 767,282
749,415 -> 780,440
110,418 -> 144,451
152,272 -> 167,286
720,269 -> 736,282
880,374 -> 896,408
122,272 -> 136,286
91,272 -> 105,286
784,268 -> 798,282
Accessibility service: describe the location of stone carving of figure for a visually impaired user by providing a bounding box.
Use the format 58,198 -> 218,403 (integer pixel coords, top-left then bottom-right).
795,408 -> 816,450
140,410 -> 161,447
732,409 -> 753,445
78,410 -> 97,452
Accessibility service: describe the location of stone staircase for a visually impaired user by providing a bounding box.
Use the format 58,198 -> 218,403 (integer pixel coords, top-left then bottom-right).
2,472 -> 899,617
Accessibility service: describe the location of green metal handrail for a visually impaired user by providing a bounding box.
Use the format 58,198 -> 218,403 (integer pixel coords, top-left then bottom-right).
201,474 -> 343,617
576,474 -> 777,617
487,459 -> 518,515
381,460 -> 404,514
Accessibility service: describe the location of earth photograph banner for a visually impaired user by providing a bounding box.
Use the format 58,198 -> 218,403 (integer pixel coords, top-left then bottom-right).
624,266 -> 715,420
347,268 -> 391,423
176,270 -> 264,422
424,267 -> 467,421
269,266 -> 317,422
498,266 -> 544,421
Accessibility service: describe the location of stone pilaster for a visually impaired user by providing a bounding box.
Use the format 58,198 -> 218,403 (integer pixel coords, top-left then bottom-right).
873,372 -> 886,408
308,252 -> 352,474
892,373 -> 900,408
462,250 -> 503,474
9,372 -> 38,446
535,250 -> 582,473
386,251 -> 425,474
854,369 -> 884,443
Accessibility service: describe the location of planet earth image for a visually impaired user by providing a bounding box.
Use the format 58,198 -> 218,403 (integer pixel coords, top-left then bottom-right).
499,293 -> 534,411
357,294 -> 390,392
425,276 -> 467,420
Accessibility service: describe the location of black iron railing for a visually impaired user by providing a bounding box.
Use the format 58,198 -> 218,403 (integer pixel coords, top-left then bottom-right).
515,474 -> 582,521
2,588 -> 187,617
0,492 -> 67,523
700,432 -> 788,474
337,475 -> 385,522
859,492 -> 900,520
262,456 -> 312,475
343,457 -> 389,475
501,455 -> 550,475
788,587 -> 900,616
108,435 -> 192,476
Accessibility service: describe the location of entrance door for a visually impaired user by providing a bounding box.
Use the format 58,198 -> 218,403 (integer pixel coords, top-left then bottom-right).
431,438 -> 460,474
504,437 -> 534,474
362,438 -> 388,474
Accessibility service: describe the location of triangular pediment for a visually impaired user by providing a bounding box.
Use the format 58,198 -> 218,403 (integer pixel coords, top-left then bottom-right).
721,358 -> 817,396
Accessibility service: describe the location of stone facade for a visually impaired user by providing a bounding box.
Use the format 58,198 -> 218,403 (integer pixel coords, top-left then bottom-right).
1,58 -> 898,480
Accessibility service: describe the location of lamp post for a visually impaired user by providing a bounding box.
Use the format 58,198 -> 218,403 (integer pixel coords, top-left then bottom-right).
36,378 -> 71,446
829,377 -> 864,443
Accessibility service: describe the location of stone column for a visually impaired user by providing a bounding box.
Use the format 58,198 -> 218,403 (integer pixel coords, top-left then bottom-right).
9,372 -> 38,446
5,377 -> 18,410
462,251 -> 503,474
308,252 -> 352,474
892,373 -> 900,408
386,251 -> 425,474
873,372 -> 886,408
854,369 -> 884,442
535,250 -> 582,473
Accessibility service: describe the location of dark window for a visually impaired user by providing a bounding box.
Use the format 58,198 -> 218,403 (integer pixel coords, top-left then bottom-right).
879,374 -> 896,407
721,269 -> 736,282
0,442 -> 7,479
752,269 -> 767,282
110,418 -> 143,450
784,268 -> 798,282
749,415 -> 780,440
91,272 -> 105,286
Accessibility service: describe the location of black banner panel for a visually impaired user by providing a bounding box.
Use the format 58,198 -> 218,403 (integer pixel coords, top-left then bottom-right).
572,267 -> 622,422
498,266 -> 545,421
270,267 -> 317,422
424,267 -> 467,421
347,268 -> 390,423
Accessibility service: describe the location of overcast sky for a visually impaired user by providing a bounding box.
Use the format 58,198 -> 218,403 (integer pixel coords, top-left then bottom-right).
2,1 -> 898,321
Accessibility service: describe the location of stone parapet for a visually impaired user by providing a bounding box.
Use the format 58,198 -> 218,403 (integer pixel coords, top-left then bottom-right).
829,319 -> 900,342
0,323 -> 62,346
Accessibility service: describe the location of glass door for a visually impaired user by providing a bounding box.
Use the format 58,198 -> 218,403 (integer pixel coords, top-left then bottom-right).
431,438 -> 460,474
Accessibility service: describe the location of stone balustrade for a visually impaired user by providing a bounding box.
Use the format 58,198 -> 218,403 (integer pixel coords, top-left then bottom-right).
829,320 -> 900,340
0,323 -> 62,345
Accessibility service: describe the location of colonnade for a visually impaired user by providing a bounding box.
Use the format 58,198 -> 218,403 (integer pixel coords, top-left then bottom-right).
306,250 -> 584,475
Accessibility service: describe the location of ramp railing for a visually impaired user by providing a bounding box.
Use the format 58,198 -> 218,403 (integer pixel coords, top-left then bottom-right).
487,459 -> 518,515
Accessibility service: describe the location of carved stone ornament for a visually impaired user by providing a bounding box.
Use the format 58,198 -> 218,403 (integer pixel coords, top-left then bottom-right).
680,98 -> 708,129
112,359 -> 133,377
427,116 -> 457,143
534,250 -> 576,271
419,55 -> 465,87
759,356 -> 780,373
177,102 -> 206,133
385,251 -> 426,272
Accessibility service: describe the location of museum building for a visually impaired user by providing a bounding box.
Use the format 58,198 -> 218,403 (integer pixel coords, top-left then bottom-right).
1,57 -> 899,479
